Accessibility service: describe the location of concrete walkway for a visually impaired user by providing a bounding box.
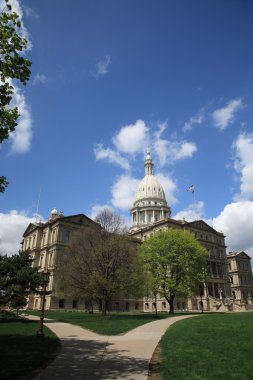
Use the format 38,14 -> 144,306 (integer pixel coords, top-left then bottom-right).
27,314 -> 197,380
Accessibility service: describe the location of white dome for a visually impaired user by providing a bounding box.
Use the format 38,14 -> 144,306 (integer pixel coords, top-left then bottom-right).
49,207 -> 59,220
135,175 -> 166,202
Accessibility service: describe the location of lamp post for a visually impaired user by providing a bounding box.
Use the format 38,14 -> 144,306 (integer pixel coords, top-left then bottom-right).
37,270 -> 50,338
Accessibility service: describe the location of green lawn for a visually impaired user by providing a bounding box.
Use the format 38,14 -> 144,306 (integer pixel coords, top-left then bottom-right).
160,312 -> 253,380
0,311 -> 60,380
26,310 -> 187,335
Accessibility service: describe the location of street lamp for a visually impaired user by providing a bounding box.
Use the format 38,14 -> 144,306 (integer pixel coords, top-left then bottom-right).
37,270 -> 50,338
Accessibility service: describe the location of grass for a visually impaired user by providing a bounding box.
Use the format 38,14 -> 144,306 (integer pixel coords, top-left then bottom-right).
25,310 -> 188,335
159,312 -> 253,380
0,310 -> 60,380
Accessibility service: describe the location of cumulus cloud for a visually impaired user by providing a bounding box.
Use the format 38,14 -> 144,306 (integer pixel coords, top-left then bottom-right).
212,98 -> 244,131
33,73 -> 47,85
213,201 -> 253,258
0,210 -> 38,255
9,83 -> 32,154
113,119 -> 149,155
94,144 -> 130,170
94,55 -> 111,77
153,122 -> 197,166
156,172 -> 177,206
233,133 -> 253,201
89,204 -> 113,220
173,201 -> 205,221
154,139 -> 197,166
111,175 -> 139,211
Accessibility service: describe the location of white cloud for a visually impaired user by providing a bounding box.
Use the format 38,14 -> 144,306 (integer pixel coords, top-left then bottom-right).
94,55 -> 111,77
9,83 -> 32,154
113,119 -> 149,155
89,204 -> 113,220
233,133 -> 253,201
94,144 -> 130,170
183,113 -> 203,132
23,4 -> 39,18
0,210 -> 37,255
156,172 -> 177,206
213,201 -> 253,258
212,98 -> 244,131
33,73 -> 47,85
153,122 -> 197,166
154,139 -> 197,166
111,175 -> 139,211
173,201 -> 205,221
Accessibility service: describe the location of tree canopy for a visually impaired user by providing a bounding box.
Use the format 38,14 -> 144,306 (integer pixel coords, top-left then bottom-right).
0,0 -> 32,192
0,251 -> 44,312
55,209 -> 144,316
139,228 -> 208,313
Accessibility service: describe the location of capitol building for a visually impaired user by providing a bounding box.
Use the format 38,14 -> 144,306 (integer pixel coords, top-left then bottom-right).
22,150 -> 253,312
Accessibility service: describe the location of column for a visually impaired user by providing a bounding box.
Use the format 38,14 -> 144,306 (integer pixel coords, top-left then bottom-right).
145,210 -> 147,224
153,209 -> 155,222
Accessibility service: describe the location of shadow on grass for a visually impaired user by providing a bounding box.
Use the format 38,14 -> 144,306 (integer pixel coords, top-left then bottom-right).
35,338 -> 150,380
0,333 -> 60,380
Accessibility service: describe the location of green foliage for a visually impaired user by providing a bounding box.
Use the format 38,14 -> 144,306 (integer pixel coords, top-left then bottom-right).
0,251 -> 44,310
0,175 -> 9,192
0,0 -> 32,191
139,228 -> 208,313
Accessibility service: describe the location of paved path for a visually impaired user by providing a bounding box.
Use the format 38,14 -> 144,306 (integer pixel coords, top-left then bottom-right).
27,314 -> 197,380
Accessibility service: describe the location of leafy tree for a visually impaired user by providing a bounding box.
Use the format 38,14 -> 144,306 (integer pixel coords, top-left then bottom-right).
0,251 -> 44,313
0,0 -> 32,192
55,209 -> 145,316
140,228 -> 208,314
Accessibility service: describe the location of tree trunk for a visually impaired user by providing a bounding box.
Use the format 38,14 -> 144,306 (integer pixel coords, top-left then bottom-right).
168,295 -> 175,314
154,294 -> 158,318
101,299 -> 107,316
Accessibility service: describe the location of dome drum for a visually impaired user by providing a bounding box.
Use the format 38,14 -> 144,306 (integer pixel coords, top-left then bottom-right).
130,149 -> 171,231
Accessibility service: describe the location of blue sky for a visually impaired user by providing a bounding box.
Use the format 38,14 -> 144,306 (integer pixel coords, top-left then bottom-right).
1,0 -> 253,257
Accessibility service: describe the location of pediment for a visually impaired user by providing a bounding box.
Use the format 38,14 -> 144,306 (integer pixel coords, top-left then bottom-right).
185,220 -> 219,234
61,214 -> 98,227
237,251 -> 251,260
23,223 -> 38,237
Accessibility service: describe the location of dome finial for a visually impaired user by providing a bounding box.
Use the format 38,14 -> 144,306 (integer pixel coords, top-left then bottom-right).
145,146 -> 153,175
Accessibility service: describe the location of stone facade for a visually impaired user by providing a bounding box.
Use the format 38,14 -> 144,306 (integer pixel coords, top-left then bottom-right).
22,209 -> 98,310
227,251 -> 253,305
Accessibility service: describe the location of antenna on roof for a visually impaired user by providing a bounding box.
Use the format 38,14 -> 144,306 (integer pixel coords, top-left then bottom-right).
35,186 -> 42,223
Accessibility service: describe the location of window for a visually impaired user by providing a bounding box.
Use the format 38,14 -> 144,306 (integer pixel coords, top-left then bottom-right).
59,299 -> 65,308
72,300 -> 78,309
162,301 -> 166,310
125,302 -> 130,311
135,303 -> 139,310
152,302 -> 156,310
145,303 -> 149,310
61,228 -> 70,242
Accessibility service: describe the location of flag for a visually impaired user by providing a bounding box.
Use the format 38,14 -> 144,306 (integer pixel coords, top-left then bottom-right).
187,185 -> 195,194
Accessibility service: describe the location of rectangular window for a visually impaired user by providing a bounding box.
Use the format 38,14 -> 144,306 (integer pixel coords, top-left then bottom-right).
59,299 -> 65,308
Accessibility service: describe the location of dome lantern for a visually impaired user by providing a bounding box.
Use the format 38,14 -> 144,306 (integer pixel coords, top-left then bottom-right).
130,149 -> 171,231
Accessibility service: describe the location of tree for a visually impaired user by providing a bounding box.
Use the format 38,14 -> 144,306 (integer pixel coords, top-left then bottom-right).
0,251 -> 44,313
139,228 -> 208,314
55,209 -> 145,316
0,0 -> 32,192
